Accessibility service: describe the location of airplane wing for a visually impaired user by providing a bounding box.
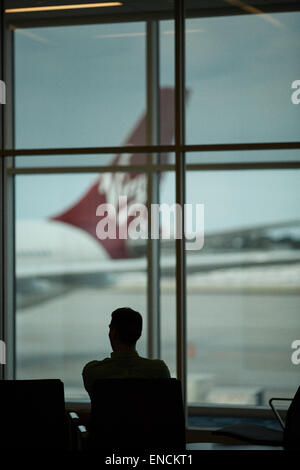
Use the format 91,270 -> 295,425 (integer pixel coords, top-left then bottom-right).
17,246 -> 300,280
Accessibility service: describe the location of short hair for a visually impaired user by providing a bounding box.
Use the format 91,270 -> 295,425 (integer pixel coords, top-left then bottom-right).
110,307 -> 143,345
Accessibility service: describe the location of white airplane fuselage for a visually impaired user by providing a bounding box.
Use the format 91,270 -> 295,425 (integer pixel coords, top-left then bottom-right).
16,219 -> 109,279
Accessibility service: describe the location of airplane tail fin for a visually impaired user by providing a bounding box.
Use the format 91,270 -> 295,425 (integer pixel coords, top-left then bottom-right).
52,87 -> 175,259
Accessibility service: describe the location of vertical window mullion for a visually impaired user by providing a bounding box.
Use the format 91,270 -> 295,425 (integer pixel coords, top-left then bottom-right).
0,0 -> 4,380
3,21 -> 15,380
146,20 -> 161,359
175,0 -> 187,415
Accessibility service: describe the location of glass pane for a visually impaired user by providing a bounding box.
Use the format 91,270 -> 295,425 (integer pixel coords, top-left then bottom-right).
15,22 -> 146,149
187,149 -> 300,165
16,171 -> 148,399
185,9 -> 300,144
186,169 -> 300,406
15,153 -> 153,169
160,20 -> 175,146
14,9 -> 176,151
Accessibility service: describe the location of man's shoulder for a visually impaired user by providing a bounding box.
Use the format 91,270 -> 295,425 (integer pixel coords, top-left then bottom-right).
82,358 -> 111,373
137,356 -> 171,377
139,356 -> 167,366
82,354 -> 171,379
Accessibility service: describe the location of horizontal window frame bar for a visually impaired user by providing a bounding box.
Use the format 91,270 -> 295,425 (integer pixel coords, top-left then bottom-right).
185,161 -> 300,171
1,141 -> 300,157
188,404 -> 286,419
8,164 -> 174,174
1,145 -> 174,156
185,142 -> 300,152
7,12 -> 172,30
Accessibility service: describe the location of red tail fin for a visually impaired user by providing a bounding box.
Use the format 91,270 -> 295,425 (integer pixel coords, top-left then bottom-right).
51,87 -> 175,259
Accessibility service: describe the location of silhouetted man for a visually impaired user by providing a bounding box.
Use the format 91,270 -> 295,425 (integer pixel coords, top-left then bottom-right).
82,307 -> 171,395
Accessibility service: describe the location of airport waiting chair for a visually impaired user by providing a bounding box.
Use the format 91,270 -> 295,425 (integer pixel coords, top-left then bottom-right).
75,378 -> 186,452
212,385 -> 300,450
0,379 -> 67,449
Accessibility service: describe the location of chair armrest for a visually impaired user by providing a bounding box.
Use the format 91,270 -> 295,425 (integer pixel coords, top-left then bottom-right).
269,398 -> 292,431
77,425 -> 90,451
269,398 -> 293,405
68,411 -> 81,451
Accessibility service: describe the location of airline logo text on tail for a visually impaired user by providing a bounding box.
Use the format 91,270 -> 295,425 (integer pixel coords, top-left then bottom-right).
51,88 -> 194,257
98,171 -> 147,209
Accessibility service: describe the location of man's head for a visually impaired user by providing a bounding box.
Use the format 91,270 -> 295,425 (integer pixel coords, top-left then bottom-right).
109,307 -> 143,351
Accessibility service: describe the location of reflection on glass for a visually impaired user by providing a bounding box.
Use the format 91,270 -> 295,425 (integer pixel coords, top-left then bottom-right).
186,170 -> 300,406
16,172 -> 147,399
14,20 -> 177,151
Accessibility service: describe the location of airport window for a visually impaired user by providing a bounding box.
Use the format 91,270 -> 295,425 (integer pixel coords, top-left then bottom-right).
186,168 -> 300,406
14,22 -> 147,149
15,172 -> 148,399
185,8 -> 300,144
1,0 -> 299,429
